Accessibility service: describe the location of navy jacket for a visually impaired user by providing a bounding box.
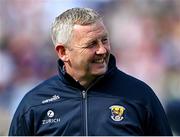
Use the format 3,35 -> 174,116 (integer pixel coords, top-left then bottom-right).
9,55 -> 172,136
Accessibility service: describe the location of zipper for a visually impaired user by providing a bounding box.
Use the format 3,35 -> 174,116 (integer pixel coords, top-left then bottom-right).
82,90 -> 88,136
81,75 -> 104,136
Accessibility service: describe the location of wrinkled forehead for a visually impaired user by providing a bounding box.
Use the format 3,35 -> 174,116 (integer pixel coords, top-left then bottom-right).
73,21 -> 108,39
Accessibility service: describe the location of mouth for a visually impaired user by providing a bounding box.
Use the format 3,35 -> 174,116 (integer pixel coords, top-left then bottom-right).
92,56 -> 107,64
94,58 -> 104,63
92,53 -> 110,64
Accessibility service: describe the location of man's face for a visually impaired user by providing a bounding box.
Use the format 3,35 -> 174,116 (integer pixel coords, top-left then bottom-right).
66,21 -> 111,79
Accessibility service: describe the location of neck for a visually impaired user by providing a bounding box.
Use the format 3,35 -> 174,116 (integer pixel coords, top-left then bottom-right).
77,76 -> 96,88
64,64 -> 96,88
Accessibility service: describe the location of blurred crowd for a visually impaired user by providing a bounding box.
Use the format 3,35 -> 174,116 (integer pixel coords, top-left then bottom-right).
0,0 -> 180,135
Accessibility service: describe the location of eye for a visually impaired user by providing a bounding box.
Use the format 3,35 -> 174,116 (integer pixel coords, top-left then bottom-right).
87,41 -> 97,48
102,37 -> 108,44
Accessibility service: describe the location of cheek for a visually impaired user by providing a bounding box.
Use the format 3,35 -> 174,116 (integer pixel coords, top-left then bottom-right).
80,49 -> 95,60
106,45 -> 111,52
70,52 -> 89,66
69,49 -> 95,65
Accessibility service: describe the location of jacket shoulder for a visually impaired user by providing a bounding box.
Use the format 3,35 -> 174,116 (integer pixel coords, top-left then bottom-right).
9,75 -> 63,135
18,75 -> 61,110
111,69 -> 154,97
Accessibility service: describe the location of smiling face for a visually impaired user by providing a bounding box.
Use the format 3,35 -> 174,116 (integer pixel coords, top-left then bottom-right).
61,21 -> 111,83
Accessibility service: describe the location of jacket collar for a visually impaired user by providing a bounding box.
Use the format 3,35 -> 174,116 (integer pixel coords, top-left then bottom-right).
57,54 -> 117,89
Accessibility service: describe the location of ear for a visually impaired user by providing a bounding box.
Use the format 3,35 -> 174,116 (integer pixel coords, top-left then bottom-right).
55,45 -> 69,62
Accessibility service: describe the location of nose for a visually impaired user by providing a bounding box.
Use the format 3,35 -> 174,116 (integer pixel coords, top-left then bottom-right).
96,42 -> 108,55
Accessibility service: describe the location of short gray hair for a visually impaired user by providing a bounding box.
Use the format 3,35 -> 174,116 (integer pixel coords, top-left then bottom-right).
51,8 -> 102,47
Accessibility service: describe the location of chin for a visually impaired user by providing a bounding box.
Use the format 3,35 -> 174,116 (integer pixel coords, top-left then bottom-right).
92,67 -> 107,76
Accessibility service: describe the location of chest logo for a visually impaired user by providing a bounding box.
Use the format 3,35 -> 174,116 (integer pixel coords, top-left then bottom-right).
47,110 -> 54,118
42,95 -> 60,104
42,110 -> 60,125
109,105 -> 125,121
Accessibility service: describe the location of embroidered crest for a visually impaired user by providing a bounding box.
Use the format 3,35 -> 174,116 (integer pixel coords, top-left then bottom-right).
109,105 -> 125,121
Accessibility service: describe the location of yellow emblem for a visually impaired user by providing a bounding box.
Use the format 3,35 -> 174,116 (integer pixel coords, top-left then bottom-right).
109,105 -> 125,121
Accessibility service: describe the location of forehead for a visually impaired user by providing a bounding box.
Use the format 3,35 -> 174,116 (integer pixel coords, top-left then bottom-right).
73,21 -> 108,41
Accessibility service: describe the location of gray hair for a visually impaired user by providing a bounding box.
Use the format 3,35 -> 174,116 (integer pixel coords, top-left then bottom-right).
51,8 -> 102,47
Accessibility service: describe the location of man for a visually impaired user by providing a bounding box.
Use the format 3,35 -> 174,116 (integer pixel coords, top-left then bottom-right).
9,8 -> 172,136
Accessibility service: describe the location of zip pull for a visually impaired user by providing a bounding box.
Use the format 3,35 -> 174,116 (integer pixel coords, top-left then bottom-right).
82,90 -> 88,135
82,90 -> 86,99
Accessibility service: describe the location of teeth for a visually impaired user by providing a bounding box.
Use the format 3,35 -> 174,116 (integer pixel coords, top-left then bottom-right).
95,59 -> 104,63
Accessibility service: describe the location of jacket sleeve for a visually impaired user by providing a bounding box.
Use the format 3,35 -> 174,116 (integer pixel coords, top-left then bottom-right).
8,97 -> 33,136
145,87 -> 173,136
